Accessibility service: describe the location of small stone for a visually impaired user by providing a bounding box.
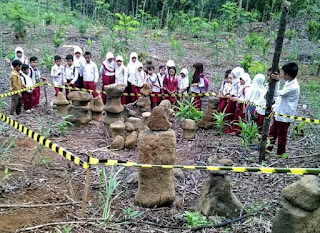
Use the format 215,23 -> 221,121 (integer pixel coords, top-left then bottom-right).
208,216 -> 223,224
104,97 -> 124,114
140,83 -> 152,96
208,97 -> 220,109
148,106 -> 171,131
126,171 -> 138,184
198,108 -> 217,129
174,168 -> 185,179
110,121 -> 126,138
218,158 -> 234,166
125,131 -> 138,149
128,117 -> 142,130
54,92 -> 69,116
125,122 -> 135,132
67,105 -> 90,126
111,135 -> 125,150
182,119 -> 197,139
137,96 -> 151,112
68,91 -> 92,102
122,106 -> 138,121
105,83 -> 126,98
159,100 -> 174,120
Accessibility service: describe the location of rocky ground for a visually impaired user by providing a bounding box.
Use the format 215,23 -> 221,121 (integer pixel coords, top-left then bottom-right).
0,21 -> 319,232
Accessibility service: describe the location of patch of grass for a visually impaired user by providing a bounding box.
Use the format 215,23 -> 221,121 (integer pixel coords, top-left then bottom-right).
235,118 -> 259,147
54,115 -> 73,136
0,124 -> 16,163
122,208 -> 143,221
300,79 -> 320,119
184,211 -> 212,228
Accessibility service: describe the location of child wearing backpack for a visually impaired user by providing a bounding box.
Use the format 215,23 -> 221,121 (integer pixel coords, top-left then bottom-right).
29,56 -> 43,108
190,62 -> 207,110
163,66 -> 178,104
9,60 -> 24,117
147,65 -> 161,108
20,64 -> 34,113
51,55 -> 65,96
64,54 -> 79,98
100,52 -> 115,103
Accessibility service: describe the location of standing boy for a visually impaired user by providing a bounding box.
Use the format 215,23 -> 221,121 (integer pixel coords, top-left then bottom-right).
20,64 -> 34,113
29,56 -> 42,108
80,52 -> 99,98
268,62 -> 300,155
51,55 -> 65,96
10,60 -> 24,117
64,54 -> 79,98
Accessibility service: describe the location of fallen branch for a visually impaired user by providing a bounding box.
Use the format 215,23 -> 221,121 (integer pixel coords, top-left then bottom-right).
191,213 -> 253,231
0,202 -> 80,208
286,153 -> 319,159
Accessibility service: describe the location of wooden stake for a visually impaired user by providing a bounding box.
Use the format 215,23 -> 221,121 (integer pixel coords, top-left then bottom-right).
259,1 -> 291,162
81,152 -> 91,217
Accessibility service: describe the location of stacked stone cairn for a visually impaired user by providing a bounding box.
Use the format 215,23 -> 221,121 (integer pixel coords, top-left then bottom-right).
90,96 -> 104,122
198,97 -> 220,129
272,176 -> 320,233
67,91 -> 92,127
136,83 -> 152,113
135,105 -> 176,207
54,92 -> 69,116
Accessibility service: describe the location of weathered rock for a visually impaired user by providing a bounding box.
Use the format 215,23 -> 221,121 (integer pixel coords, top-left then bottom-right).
272,199 -> 320,233
105,113 -> 124,136
125,122 -> 135,132
111,135 -> 125,150
128,117 -> 142,131
125,131 -> 138,149
54,92 -> 69,116
110,121 -> 126,138
218,158 -> 234,166
282,176 -> 320,212
148,106 -> 171,131
208,97 -> 220,109
67,105 -> 90,126
137,96 -> 151,112
174,168 -> 185,180
90,97 -> 104,121
126,171 -> 139,184
140,83 -> 152,96
199,174 -> 243,218
140,112 -> 151,131
104,97 -> 124,114
105,83 -> 126,98
198,108 -> 217,129
68,91 -> 92,106
122,106 -> 138,121
207,156 -> 228,176
135,129 -> 176,207
182,119 -> 197,139
159,100 -> 174,121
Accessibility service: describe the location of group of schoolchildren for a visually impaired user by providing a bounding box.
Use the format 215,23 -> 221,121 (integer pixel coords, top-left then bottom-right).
218,63 -> 300,155
8,46 -> 299,154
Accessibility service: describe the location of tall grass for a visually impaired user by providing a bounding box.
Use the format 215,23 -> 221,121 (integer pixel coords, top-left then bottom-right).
0,124 -> 16,163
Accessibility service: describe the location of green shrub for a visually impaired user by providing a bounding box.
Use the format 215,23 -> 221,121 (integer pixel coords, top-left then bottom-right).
306,20 -> 320,42
6,4 -> 28,40
42,12 -> 55,26
77,20 -> 90,36
175,97 -> 203,122
235,118 -> 259,147
240,53 -> 253,72
213,111 -> 230,136
53,26 -> 66,48
249,61 -> 267,77
184,211 -> 212,228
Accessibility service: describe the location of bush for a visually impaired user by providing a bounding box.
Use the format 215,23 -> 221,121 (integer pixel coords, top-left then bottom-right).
6,4 -> 28,40
53,26 -> 66,48
42,12 -> 55,26
175,97 -> 203,122
235,118 -> 259,147
306,19 -> 320,42
240,53 -> 253,72
77,20 -> 90,36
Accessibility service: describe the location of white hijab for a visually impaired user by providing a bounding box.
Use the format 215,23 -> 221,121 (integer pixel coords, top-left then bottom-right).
73,46 -> 85,68
246,74 -> 265,103
231,67 -> 244,96
127,52 -> 139,76
238,73 -> 251,100
115,55 -> 124,77
102,52 -> 115,72
178,68 -> 189,91
128,62 -> 145,87
165,60 -> 175,75
14,47 -> 27,64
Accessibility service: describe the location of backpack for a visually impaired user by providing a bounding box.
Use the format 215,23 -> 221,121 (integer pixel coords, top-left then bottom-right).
200,76 -> 209,93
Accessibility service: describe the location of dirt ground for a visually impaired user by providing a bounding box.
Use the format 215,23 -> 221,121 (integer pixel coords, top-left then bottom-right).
0,22 -> 319,233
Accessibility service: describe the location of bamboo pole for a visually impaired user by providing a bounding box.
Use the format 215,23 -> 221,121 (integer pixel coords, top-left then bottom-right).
81,152 -> 91,217
259,1 -> 291,162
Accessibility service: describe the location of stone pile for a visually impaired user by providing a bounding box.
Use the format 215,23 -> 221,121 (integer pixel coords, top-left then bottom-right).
90,96 -> 104,122
198,97 -> 220,129
136,84 -> 152,113
135,105 -> 176,207
54,92 -> 69,116
67,91 -> 92,127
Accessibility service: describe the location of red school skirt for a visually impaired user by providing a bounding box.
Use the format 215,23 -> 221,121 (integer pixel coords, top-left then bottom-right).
151,92 -> 161,105
218,97 -> 228,112
223,99 -> 237,134
101,74 -> 115,104
131,85 -> 141,103
32,86 -> 40,108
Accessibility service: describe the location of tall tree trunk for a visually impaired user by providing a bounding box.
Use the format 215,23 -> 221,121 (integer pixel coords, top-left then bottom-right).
259,1 -> 290,162
136,0 -> 139,17
238,0 -> 243,19
246,0 -> 250,11
132,0 -> 135,16
46,0 -> 49,12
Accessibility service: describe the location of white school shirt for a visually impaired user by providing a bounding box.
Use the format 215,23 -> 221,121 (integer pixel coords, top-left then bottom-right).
178,76 -> 189,93
157,73 -> 165,88
80,61 -> 99,83
190,78 -> 205,93
222,82 -> 232,96
29,66 -> 41,84
256,82 -> 280,116
115,65 -> 128,86
20,73 -> 33,93
147,74 -> 161,92
63,64 -> 79,85
128,71 -> 146,87
51,64 -> 65,86
274,79 -> 300,123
